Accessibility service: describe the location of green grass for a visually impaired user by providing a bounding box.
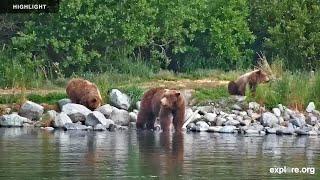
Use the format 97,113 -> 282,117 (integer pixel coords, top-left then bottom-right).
0,92 -> 66,105
248,71 -> 320,110
194,86 -> 229,104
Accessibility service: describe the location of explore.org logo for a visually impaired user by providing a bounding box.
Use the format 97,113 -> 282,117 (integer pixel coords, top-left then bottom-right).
0,0 -> 59,13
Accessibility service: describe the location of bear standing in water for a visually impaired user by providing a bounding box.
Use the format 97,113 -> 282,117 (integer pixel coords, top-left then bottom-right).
66,78 -> 102,110
137,88 -> 186,132
228,69 -> 270,96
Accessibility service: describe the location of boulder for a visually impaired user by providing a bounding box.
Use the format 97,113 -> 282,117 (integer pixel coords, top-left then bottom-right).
136,101 -> 141,110
261,112 -> 279,127
219,126 -> 237,133
203,113 -> 217,123
0,114 -> 28,127
53,112 -> 73,128
232,104 -> 242,111
195,121 -> 209,131
248,102 -> 260,111
63,123 -> 88,130
216,117 -> 227,126
306,102 -> 315,113
272,108 -> 281,117
62,103 -> 92,116
68,112 -> 86,123
96,104 -> 114,118
58,98 -> 71,109
110,108 -> 130,126
93,124 -> 107,131
85,111 -> 111,127
129,112 -> 137,122
207,126 -> 223,132
18,101 -> 44,120
109,89 -> 131,110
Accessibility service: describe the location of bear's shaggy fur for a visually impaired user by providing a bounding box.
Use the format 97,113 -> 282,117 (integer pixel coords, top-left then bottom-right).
228,69 -> 270,96
66,78 -> 102,110
136,87 -> 186,132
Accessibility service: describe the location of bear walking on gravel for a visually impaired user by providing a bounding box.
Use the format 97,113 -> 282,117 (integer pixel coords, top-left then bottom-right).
137,88 -> 186,132
228,69 -> 270,96
66,78 -> 102,110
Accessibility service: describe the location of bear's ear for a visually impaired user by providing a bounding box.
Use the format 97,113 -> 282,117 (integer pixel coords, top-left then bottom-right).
175,92 -> 180,97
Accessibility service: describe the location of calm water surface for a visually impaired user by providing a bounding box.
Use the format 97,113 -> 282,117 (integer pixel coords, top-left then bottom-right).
0,128 -> 319,179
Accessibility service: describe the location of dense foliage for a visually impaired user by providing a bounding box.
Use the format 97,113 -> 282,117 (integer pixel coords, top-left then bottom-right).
0,0 -> 319,87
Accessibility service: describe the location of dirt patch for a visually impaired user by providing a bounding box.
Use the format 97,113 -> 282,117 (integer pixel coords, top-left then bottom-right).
0,88 -> 65,95
141,79 -> 229,90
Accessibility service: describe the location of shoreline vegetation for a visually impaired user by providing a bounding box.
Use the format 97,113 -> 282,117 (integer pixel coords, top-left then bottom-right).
0,66 -> 319,113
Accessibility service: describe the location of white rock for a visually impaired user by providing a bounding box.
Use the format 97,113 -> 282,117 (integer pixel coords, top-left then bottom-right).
109,89 -> 131,110
54,112 -> 72,128
110,108 -> 130,126
129,112 -> 137,122
62,103 -> 92,116
195,121 -> 210,131
249,102 -> 260,111
261,112 -> 279,127
203,113 -> 217,122
96,104 -> 115,118
0,114 -> 28,127
18,101 -> 44,120
272,108 -> 281,117
306,102 -> 315,113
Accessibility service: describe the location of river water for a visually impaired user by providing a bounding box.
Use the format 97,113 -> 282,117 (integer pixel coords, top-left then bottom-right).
0,128 -> 319,179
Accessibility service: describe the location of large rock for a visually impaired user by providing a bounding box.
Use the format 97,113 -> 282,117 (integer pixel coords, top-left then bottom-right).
248,102 -> 260,111
289,112 -> 305,127
219,126 -> 237,133
184,108 -> 194,121
62,103 -> 92,116
203,113 -> 217,123
93,124 -> 107,131
110,108 -> 130,126
272,108 -> 281,117
109,89 -> 131,110
85,111 -> 111,127
96,104 -> 114,118
215,117 -> 227,126
306,102 -> 315,113
63,123 -> 88,130
195,121 -> 209,131
261,112 -> 279,127
68,113 -> 86,123
0,114 -> 28,127
19,101 -> 44,120
53,112 -> 73,128
58,98 -> 71,110
136,101 -> 141,110
129,112 -> 137,122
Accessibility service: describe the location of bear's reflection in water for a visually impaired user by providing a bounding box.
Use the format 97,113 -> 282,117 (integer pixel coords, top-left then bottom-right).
137,131 -> 184,177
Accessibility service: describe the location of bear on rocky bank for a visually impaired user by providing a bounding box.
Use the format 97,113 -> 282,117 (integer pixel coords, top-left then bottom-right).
137,88 -> 186,132
66,78 -> 102,110
228,69 -> 270,96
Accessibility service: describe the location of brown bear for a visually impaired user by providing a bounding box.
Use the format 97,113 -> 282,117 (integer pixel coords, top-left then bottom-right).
66,78 -> 102,110
228,69 -> 270,96
136,87 -> 186,132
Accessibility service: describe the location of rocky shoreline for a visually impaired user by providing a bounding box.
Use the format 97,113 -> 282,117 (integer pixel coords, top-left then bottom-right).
0,89 -> 319,136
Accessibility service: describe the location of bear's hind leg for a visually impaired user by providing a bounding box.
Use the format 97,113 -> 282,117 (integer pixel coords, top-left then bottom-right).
137,110 -> 152,130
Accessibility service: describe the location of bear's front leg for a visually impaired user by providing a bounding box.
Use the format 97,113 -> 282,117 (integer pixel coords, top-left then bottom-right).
159,108 -> 172,132
173,108 -> 185,132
